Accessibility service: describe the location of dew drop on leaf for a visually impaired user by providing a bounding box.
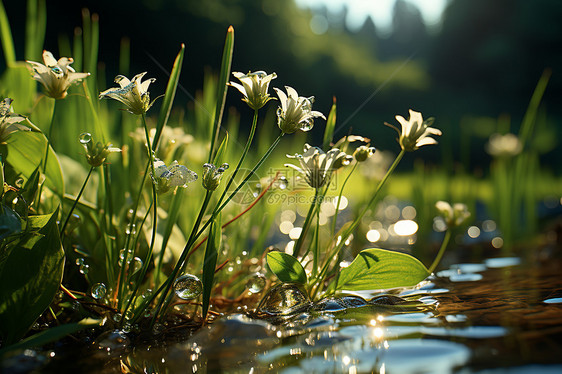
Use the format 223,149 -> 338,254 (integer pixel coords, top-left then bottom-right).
173,274 -> 203,300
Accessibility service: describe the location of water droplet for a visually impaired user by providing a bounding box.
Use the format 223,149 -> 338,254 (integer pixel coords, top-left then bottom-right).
113,313 -> 122,323
173,274 -> 203,300
118,249 -> 128,267
79,132 -> 92,144
125,224 -> 136,236
131,257 -> 143,274
95,330 -> 130,355
51,66 -> 63,75
257,283 -> 311,317
124,310 -> 133,321
152,323 -> 164,335
90,283 -> 107,300
246,273 -> 266,294
277,176 -> 288,189
75,257 -> 85,266
79,264 -> 89,275
142,289 -> 153,299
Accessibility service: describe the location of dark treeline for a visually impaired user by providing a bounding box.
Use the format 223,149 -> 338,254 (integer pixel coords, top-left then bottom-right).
3,0 -> 561,170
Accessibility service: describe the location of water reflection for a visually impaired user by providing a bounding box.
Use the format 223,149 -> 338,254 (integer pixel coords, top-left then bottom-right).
25,257 -> 562,374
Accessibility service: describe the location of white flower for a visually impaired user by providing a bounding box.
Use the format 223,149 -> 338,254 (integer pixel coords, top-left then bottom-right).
99,72 -> 156,115
435,201 -> 471,228
151,159 -> 198,194
274,86 -> 325,134
202,163 -> 229,191
386,109 -> 441,152
0,98 -> 31,144
485,133 -> 522,158
27,50 -> 90,100
353,145 -> 376,162
79,132 -> 121,167
285,144 -> 351,189
230,71 -> 277,110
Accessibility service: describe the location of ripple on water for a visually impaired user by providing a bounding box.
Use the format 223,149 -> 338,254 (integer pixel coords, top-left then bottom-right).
377,339 -> 471,374
451,263 -> 488,273
485,257 -> 521,268
287,339 -> 471,373
449,273 -> 484,282
543,297 -> 562,304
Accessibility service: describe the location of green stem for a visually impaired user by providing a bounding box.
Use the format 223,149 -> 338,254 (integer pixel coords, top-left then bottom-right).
312,192 -> 321,278
117,113 -> 155,309
37,100 -> 57,208
116,161 -> 150,307
355,149 -> 405,227
121,188 -> 157,321
428,229 -> 451,274
60,166 -> 94,236
214,110 -> 259,209
150,190 -> 213,327
293,188 -> 320,259
331,163 -> 357,236
212,132 -> 284,218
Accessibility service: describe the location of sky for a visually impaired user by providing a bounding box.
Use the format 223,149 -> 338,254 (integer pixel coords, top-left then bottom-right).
295,0 -> 449,34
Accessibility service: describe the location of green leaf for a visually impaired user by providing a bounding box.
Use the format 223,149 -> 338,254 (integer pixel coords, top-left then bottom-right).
322,97 -> 337,150
2,129 -> 64,197
267,252 -> 307,284
335,248 -> 429,291
201,213 -> 221,319
0,318 -> 101,358
0,0 -> 16,66
212,132 -> 229,166
0,209 -> 65,344
153,44 -> 185,150
208,26 -> 234,163
21,166 -> 41,207
0,204 -> 22,240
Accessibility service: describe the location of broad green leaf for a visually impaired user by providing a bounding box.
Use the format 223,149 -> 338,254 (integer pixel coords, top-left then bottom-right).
267,252 -> 307,284
208,26 -> 234,163
0,209 -> 65,344
3,129 -> 64,197
0,318 -> 101,357
335,248 -> 429,291
202,213 -> 221,319
21,166 -> 41,207
322,97 -> 337,150
0,204 -> 22,240
153,44 -> 185,149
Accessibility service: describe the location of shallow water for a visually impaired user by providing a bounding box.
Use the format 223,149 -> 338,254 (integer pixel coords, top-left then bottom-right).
5,256 -> 562,373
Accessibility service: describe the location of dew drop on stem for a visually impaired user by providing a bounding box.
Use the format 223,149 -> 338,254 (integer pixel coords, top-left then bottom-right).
90,283 -> 107,300
173,274 -> 203,300
79,132 -> 92,144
